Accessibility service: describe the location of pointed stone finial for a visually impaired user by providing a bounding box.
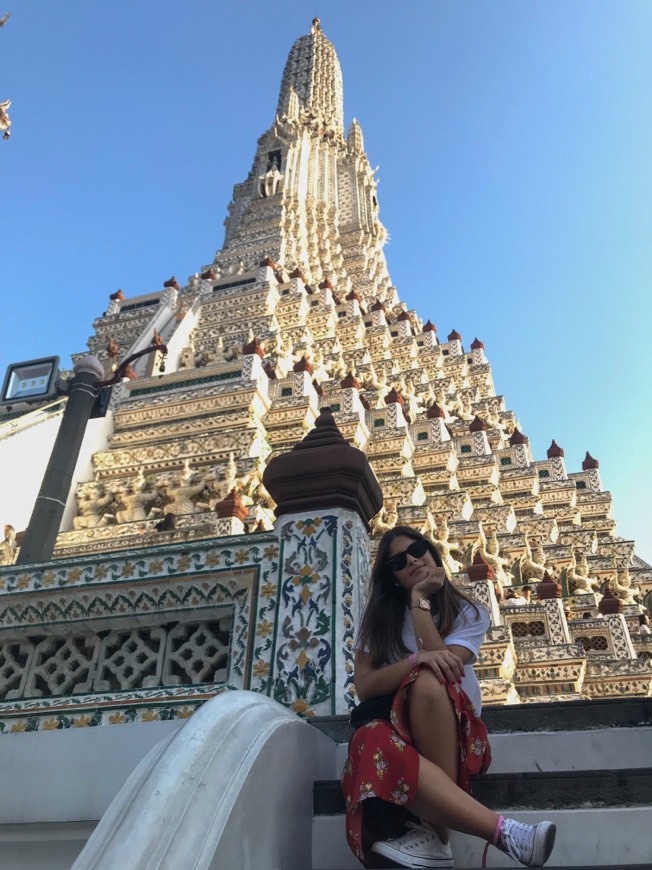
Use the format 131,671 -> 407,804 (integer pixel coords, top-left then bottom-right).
293,356 -> 315,375
109,289 -> 125,302
319,278 -> 334,291
467,550 -> 495,582
164,276 -> 181,290
242,336 -> 265,358
347,118 -> 364,154
341,371 -> 361,389
397,311 -> 410,322
547,439 -> 564,458
262,407 -> 383,522
345,289 -> 361,302
371,300 -> 386,312
384,387 -> 404,407
509,428 -> 528,446
426,402 -> 445,419
448,329 -> 461,342
537,571 -> 562,599
312,379 -> 324,396
582,452 -> 599,470
423,320 -> 437,333
470,337 -> 484,350
201,268 -> 217,280
277,20 -> 344,133
469,416 -> 488,433
214,488 -> 249,523
598,586 -> 624,615
259,255 -> 277,269
289,267 -> 307,282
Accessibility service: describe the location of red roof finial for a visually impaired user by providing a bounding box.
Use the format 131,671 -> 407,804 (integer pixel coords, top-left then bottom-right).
547,439 -> 564,458
447,329 -> 461,342
470,337 -> 484,350
582,451 -> 599,470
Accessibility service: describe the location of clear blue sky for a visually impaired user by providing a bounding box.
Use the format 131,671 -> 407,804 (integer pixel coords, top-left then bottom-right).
2,2 -> 651,562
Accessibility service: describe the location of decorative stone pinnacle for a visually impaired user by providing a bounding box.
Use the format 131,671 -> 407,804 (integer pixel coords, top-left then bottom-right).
469,416 -> 488,433
242,336 -> 265,358
423,320 -> 437,333
345,289 -> 361,302
470,337 -> 484,350
467,550 -> 495,582
537,571 -> 562,599
598,586 -> 624,615
289,267 -> 307,281
259,255 -> 277,269
263,407 -> 383,522
397,311 -> 410,322
319,278 -> 333,290
547,439 -> 564,458
201,267 -> 217,280
214,488 -> 249,523
448,329 -> 461,342
164,276 -> 180,290
312,379 -> 324,396
582,451 -> 599,470
509,428 -> 528,446
384,387 -> 404,407
341,371 -> 361,389
293,356 -> 315,375
426,402 -> 445,419
109,289 -> 125,301
371,300 -> 386,312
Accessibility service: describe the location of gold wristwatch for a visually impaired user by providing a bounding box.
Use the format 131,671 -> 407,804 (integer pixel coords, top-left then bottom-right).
412,597 -> 431,611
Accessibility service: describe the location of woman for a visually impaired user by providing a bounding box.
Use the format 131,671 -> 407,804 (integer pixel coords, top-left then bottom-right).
341,526 -> 556,868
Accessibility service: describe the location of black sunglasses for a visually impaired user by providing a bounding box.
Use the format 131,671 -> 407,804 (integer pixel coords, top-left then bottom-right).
387,539 -> 429,572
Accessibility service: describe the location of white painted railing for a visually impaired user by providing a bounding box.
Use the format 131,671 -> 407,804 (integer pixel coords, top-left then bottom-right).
72,691 -> 336,870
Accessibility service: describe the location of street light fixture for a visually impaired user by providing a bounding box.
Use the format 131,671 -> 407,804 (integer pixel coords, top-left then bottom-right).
1,356 -> 60,404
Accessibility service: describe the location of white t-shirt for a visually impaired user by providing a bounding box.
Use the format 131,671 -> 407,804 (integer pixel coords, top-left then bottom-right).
400,601 -> 490,715
356,600 -> 490,716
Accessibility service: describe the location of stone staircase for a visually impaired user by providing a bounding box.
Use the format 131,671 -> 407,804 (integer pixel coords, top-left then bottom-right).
310,697 -> 652,869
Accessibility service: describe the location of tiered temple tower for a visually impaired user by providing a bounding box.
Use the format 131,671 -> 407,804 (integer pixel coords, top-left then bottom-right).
0,20 -> 650,736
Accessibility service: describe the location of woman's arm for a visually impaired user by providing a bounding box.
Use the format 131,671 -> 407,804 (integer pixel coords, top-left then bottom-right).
354,646 -> 465,700
354,650 -> 413,700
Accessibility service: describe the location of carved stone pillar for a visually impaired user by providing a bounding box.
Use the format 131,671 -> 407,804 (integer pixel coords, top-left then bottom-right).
263,407 -> 382,714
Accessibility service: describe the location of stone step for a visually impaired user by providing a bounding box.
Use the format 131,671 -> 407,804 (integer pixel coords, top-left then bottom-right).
330,726 -> 652,776
311,695 -> 652,744
313,807 -> 652,868
314,767 -> 652,816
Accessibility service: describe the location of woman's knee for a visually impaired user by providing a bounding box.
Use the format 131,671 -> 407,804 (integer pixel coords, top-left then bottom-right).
410,668 -> 451,706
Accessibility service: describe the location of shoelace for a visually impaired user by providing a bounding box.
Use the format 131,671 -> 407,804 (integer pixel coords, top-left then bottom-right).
481,815 -> 504,868
501,820 -> 533,861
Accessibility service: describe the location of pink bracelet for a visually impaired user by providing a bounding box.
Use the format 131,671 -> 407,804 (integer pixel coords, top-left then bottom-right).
409,652 -> 419,669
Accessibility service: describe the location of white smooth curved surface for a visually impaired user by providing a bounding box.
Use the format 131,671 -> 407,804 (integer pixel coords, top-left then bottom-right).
72,690 -> 335,870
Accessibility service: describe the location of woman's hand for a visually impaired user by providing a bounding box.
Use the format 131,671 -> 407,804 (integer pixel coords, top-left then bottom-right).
414,648 -> 465,684
410,566 -> 447,601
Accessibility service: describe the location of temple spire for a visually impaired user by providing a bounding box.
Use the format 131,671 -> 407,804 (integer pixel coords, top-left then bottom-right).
276,19 -> 344,133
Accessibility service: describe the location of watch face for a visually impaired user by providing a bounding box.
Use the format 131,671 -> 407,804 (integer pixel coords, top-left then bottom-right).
419,598 -> 430,610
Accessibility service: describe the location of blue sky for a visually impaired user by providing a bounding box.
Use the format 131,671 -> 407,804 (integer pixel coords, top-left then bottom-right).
2,2 -> 651,562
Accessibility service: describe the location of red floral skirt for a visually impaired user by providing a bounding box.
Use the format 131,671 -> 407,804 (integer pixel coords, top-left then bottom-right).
341,666 -> 491,867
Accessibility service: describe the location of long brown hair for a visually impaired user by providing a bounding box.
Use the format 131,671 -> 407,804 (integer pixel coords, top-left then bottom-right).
357,525 -> 481,667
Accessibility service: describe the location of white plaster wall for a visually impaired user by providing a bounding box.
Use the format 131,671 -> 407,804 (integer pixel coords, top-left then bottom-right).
0,722 -> 182,825
0,410 -> 113,534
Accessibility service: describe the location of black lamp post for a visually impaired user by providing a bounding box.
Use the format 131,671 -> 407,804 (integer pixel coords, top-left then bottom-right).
13,343 -> 166,566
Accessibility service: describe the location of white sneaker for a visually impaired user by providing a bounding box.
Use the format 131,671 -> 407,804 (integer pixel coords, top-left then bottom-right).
498,818 -> 556,867
371,821 -> 454,868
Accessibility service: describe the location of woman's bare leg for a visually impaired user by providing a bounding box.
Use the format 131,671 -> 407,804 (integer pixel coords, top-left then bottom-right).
409,667 -> 458,782
409,754 -> 498,840
408,667 -> 459,842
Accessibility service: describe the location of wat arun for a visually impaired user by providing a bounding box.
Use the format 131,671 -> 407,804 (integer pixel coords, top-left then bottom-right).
0,19 -> 650,734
